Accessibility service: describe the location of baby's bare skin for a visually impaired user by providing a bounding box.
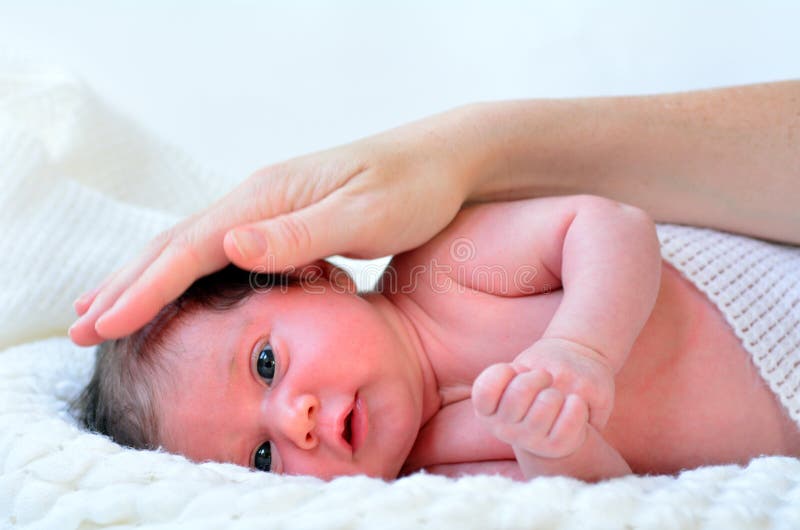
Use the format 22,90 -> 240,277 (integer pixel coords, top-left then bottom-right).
396,207 -> 800,479
399,262 -> 800,478
156,196 -> 800,481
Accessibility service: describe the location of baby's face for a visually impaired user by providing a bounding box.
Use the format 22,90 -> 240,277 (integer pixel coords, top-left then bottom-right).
156,281 -> 425,480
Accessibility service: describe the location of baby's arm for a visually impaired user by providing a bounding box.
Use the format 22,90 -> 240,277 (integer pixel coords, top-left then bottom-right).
447,195 -> 661,427
526,194 -> 662,430
434,195 -> 661,368
535,196 -> 661,377
473,364 -> 631,481
450,195 -> 661,469
515,425 -> 632,482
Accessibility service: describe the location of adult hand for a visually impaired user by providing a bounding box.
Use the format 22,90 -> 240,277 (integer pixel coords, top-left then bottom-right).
70,106 -> 485,346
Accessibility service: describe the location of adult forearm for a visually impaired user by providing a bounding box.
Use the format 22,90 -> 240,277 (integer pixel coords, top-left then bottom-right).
461,81 -> 800,243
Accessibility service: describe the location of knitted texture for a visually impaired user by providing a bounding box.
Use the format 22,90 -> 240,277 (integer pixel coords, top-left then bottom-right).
657,224 -> 800,426
0,58 -> 233,350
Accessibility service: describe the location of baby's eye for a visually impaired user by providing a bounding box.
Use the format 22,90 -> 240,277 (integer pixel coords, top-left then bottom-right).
254,441 -> 272,472
257,343 -> 276,383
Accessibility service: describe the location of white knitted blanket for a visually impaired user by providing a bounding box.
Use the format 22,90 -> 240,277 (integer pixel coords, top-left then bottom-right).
2,61 -> 800,530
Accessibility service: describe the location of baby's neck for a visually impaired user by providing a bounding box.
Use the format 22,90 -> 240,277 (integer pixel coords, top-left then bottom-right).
361,292 -> 442,426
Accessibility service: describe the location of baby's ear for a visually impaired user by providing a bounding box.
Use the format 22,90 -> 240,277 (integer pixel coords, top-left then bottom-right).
292,259 -> 357,293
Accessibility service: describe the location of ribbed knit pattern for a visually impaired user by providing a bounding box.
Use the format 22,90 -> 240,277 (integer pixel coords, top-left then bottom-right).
0,59 -> 234,350
657,223 -> 800,426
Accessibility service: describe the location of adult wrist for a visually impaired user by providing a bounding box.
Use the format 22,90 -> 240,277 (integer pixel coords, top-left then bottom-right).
459,97 -> 636,205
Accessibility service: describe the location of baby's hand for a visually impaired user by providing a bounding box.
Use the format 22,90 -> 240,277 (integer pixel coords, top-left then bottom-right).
472,337 -> 615,459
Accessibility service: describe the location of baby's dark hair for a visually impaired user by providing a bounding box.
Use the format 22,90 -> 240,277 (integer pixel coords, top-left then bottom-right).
72,265 -> 289,451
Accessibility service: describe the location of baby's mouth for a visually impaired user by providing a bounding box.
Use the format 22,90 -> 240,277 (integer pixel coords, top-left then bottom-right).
342,410 -> 353,446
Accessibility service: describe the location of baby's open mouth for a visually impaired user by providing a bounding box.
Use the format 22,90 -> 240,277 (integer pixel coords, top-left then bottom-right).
342,410 -> 353,446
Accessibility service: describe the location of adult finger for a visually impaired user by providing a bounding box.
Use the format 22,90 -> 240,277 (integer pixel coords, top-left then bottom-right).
92,223 -> 232,339
69,230 -> 176,345
223,193 -> 362,273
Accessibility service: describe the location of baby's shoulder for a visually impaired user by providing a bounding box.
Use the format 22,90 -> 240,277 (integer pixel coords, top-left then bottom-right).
381,197 -> 571,298
388,200 -> 525,271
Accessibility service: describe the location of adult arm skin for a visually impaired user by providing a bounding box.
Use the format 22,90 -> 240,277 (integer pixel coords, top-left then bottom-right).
70,80 -> 799,345
466,80 -> 800,244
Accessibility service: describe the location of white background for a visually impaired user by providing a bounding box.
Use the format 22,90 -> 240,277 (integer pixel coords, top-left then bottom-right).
1,0 -> 798,185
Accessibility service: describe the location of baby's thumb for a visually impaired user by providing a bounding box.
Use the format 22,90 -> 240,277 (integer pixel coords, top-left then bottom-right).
223,202 -> 348,272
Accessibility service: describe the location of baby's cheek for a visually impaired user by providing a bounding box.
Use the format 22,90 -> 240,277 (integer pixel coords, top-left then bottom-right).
336,319 -> 388,358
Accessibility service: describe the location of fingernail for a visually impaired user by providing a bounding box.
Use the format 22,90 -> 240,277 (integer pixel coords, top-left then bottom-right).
231,229 -> 267,259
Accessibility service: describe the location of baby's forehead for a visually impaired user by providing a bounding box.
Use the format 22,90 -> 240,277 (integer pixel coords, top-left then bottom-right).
170,284 -> 353,342
167,290 -> 280,340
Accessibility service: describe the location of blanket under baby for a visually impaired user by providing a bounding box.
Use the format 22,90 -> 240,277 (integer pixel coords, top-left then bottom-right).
2,58 -> 800,530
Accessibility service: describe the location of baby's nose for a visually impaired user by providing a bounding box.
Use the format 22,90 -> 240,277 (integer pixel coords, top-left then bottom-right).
280,393 -> 319,450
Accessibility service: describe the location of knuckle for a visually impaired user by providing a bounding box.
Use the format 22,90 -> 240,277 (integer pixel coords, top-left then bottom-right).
573,377 -> 594,399
171,233 -> 201,261
168,233 -> 204,279
538,388 -> 564,408
273,215 -> 312,255
506,377 -> 532,401
149,228 -> 175,252
549,365 -> 571,386
472,365 -> 497,392
471,390 -> 492,415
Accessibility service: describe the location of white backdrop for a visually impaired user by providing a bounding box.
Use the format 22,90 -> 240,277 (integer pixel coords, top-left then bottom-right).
1,0 -> 798,186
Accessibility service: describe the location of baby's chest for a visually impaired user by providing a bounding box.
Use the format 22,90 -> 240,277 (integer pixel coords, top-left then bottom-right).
396,286 -> 564,477
400,286 -> 564,386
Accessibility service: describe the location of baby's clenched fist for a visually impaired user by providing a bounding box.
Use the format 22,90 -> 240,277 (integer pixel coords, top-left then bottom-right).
472,364 -> 590,458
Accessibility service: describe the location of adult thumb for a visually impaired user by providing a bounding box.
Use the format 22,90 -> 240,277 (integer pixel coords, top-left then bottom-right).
223,201 -> 349,272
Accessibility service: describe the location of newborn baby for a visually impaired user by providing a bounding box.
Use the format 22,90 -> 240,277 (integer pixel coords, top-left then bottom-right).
76,195 -> 800,481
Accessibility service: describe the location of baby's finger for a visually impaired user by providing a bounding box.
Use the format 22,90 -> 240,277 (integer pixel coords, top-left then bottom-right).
472,363 -> 518,417
587,390 -> 614,431
521,388 -> 565,442
496,369 -> 552,424
547,394 -> 589,454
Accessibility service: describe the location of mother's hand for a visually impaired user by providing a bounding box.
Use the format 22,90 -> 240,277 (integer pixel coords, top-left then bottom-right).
69,106 -> 486,346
